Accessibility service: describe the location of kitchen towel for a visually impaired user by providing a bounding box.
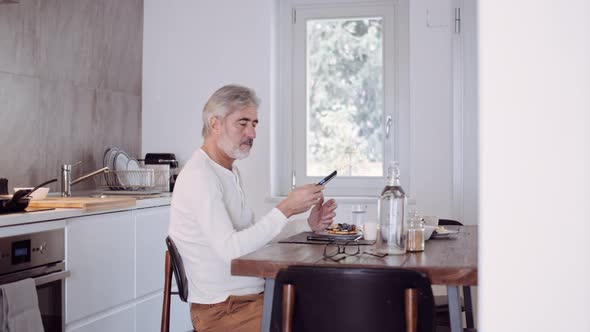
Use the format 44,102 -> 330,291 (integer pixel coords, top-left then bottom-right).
0,278 -> 44,332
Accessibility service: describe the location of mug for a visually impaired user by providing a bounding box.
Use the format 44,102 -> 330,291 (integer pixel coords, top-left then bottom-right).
423,216 -> 439,227
363,222 -> 378,241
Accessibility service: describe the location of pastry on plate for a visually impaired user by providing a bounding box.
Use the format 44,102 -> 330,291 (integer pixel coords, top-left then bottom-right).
326,223 -> 358,235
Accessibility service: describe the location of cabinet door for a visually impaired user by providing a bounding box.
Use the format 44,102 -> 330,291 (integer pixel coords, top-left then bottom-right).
170,295 -> 193,332
135,291 -> 193,332
67,306 -> 135,332
135,206 -> 170,297
135,293 -> 162,332
66,211 -> 135,323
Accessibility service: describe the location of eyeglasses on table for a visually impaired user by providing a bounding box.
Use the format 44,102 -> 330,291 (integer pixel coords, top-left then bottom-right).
322,241 -> 388,262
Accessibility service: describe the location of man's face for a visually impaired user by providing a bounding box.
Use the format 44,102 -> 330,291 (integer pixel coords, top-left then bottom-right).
216,106 -> 258,160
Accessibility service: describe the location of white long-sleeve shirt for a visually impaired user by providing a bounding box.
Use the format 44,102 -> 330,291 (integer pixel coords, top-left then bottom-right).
168,149 -> 289,304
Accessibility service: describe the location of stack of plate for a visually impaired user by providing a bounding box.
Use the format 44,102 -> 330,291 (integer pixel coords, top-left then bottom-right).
101,147 -> 158,192
103,147 -> 141,172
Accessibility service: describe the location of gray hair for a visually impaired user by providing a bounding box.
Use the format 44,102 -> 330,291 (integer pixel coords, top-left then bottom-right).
201,84 -> 260,137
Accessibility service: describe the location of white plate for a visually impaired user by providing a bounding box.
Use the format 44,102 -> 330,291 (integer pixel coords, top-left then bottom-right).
431,227 -> 460,239
315,230 -> 363,241
103,147 -> 120,170
126,159 -> 141,171
114,151 -> 131,171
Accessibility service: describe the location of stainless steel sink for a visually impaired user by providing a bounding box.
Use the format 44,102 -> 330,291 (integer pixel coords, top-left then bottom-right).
58,191 -> 166,200
88,193 -> 163,200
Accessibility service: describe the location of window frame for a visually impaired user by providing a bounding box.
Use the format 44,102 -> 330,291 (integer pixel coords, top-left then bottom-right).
273,0 -> 410,197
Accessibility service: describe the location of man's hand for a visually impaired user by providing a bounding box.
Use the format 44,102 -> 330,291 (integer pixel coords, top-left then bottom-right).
307,198 -> 337,232
276,184 -> 324,218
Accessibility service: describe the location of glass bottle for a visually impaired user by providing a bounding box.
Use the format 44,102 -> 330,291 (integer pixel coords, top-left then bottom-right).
407,212 -> 425,252
406,194 -> 417,223
376,162 -> 407,255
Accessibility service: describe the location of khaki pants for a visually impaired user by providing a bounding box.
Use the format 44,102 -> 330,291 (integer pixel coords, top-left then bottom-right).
190,293 -> 264,332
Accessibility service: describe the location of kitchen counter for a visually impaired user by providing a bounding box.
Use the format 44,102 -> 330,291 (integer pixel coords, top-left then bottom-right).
0,193 -> 192,330
0,193 -> 172,229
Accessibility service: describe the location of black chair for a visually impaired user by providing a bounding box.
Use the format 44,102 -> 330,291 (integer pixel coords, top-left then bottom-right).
438,219 -> 464,227
161,236 -> 193,332
270,266 -> 435,332
434,219 -> 475,331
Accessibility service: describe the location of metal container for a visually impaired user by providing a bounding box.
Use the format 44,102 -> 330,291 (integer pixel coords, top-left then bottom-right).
144,153 -> 178,192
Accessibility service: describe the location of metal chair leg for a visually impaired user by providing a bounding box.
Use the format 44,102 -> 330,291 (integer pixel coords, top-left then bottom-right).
463,286 -> 474,329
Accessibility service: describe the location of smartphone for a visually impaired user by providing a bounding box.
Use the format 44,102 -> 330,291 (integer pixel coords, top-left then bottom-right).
317,170 -> 337,186
306,235 -> 333,242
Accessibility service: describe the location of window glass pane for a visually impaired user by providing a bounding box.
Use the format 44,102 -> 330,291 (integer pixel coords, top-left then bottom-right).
307,17 -> 384,177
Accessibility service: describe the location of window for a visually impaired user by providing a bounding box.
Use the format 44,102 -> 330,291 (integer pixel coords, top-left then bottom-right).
304,17 -> 384,178
275,1 -> 410,197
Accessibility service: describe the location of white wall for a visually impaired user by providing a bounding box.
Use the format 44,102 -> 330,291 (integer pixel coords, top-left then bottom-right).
143,0 -> 478,224
479,0 -> 590,331
409,0 -> 454,221
461,0 -> 479,230
143,0 -> 275,216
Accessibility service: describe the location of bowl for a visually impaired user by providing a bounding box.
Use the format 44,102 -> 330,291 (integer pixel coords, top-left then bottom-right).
424,225 -> 437,240
423,216 -> 439,227
14,187 -> 50,200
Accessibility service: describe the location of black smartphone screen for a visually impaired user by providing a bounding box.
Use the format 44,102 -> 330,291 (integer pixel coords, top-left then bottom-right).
317,170 -> 337,185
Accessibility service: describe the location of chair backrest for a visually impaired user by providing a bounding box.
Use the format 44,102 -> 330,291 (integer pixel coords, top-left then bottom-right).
165,236 -> 189,302
438,219 -> 464,226
270,266 -> 435,332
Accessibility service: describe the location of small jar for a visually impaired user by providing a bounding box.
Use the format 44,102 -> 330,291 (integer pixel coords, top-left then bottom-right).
407,215 -> 425,252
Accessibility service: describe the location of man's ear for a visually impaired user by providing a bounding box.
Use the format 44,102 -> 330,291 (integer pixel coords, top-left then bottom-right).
209,116 -> 221,134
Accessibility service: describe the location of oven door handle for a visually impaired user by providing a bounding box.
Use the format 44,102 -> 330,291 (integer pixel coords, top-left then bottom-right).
34,270 -> 71,286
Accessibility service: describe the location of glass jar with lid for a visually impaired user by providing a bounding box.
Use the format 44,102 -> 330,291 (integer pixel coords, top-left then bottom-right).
407,212 -> 425,252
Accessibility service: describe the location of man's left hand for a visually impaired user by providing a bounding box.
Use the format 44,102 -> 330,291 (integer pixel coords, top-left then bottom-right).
307,198 -> 337,232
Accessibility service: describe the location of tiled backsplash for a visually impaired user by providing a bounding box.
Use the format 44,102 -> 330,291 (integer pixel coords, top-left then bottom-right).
0,0 -> 142,191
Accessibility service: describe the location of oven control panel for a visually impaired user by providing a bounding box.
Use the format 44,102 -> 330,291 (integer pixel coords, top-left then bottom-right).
0,229 -> 64,275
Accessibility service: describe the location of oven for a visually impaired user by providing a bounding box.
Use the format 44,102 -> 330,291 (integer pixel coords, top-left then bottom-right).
0,228 -> 69,332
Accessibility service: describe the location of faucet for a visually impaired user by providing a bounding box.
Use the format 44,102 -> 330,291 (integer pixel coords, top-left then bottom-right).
60,162 -> 109,197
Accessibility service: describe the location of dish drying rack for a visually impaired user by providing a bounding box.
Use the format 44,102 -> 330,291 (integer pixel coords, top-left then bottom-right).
94,169 -> 169,192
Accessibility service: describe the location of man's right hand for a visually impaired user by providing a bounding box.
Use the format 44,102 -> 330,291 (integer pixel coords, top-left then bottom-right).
276,184 -> 324,218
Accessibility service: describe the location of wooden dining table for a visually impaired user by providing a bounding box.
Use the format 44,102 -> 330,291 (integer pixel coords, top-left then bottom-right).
231,225 -> 477,332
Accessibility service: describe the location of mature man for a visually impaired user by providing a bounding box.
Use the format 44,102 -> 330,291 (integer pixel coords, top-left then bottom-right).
169,84 -> 337,331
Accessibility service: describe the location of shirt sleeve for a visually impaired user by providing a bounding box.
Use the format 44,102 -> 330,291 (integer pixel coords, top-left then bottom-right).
271,218 -> 312,243
181,168 -> 288,264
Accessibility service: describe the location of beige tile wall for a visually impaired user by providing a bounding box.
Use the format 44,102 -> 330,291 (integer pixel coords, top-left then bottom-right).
0,0 -> 142,192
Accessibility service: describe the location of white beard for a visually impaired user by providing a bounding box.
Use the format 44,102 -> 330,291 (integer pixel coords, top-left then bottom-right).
217,134 -> 251,160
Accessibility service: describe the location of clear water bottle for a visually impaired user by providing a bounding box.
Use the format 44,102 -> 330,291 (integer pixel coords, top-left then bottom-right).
376,162 -> 407,255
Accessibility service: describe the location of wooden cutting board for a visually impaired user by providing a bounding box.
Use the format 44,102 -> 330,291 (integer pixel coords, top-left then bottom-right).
28,197 -> 136,212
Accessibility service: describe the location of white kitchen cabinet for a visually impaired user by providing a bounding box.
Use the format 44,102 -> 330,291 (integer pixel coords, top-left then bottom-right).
135,284 -> 193,332
65,211 -> 135,323
170,294 -> 193,331
135,206 -> 170,297
63,203 -> 187,331
135,293 -> 162,332
67,306 -> 135,332
135,206 -> 193,331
